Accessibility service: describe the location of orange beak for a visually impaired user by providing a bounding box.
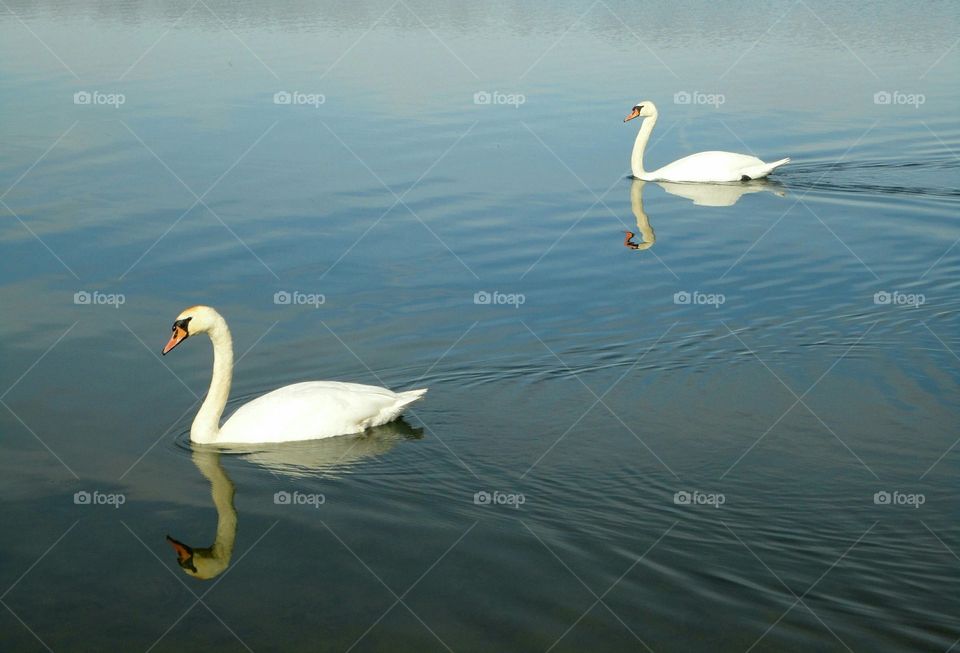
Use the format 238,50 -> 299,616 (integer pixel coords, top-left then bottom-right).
162,325 -> 188,355
624,107 -> 641,122
166,535 -> 197,572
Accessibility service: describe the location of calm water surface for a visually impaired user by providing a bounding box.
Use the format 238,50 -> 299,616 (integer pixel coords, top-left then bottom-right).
1,2 -> 959,651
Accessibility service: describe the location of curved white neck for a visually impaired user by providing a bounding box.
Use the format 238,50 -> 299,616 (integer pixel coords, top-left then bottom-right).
196,451 -> 236,565
630,114 -> 657,179
630,181 -> 655,250
191,317 -> 233,444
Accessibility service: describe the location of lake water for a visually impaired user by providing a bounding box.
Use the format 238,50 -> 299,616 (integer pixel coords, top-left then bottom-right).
1,1 -> 959,651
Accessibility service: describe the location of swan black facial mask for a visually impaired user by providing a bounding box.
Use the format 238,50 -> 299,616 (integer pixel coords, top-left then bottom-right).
162,317 -> 192,355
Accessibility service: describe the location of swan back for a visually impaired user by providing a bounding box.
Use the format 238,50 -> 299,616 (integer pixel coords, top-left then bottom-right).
219,381 -> 427,444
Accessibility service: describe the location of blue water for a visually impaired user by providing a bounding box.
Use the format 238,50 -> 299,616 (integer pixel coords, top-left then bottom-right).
1,2 -> 959,651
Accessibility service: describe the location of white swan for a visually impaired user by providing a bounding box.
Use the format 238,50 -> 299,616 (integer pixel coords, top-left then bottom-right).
162,305 -> 427,444
624,101 -> 790,182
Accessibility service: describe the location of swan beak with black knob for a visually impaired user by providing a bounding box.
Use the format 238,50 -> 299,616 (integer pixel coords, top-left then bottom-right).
162,317 -> 192,355
624,105 -> 642,122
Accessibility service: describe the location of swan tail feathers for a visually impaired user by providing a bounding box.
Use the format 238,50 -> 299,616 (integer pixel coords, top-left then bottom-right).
368,388 -> 427,428
743,157 -> 790,180
396,388 -> 428,407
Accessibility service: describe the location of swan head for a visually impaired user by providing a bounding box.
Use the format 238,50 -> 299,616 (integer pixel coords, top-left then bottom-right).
624,100 -> 657,122
166,534 -> 228,580
162,305 -> 221,355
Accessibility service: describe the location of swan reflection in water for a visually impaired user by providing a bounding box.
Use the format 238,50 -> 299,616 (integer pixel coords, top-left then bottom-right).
166,420 -> 422,580
623,178 -> 786,250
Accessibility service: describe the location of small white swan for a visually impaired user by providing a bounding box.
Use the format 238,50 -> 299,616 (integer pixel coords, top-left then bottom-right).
624,101 -> 790,182
162,305 -> 427,445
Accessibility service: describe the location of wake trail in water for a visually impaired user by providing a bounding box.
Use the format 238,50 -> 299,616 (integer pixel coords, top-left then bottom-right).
779,158 -> 960,199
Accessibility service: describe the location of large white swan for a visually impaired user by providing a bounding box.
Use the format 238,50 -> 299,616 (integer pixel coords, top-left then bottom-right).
162,305 -> 427,444
624,101 -> 790,182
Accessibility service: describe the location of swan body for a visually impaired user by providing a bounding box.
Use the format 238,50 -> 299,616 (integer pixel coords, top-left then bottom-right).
219,381 -> 425,444
625,101 -> 789,182
162,305 -> 427,445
